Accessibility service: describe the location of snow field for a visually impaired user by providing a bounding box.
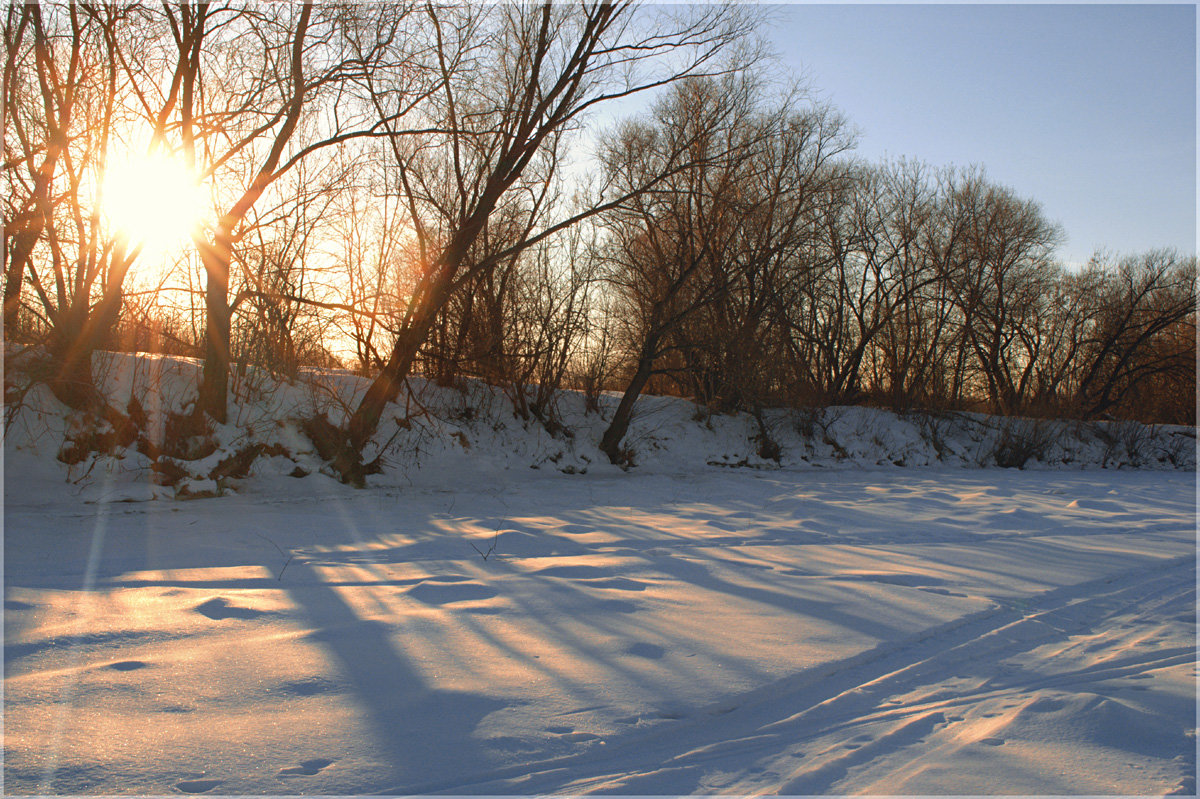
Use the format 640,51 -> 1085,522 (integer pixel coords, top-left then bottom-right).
3,349 -> 1195,793
4,462 -> 1196,794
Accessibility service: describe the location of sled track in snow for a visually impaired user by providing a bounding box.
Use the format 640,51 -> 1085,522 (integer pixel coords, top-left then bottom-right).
429,553 -> 1196,795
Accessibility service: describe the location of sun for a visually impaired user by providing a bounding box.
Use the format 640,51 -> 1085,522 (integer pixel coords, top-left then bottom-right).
101,151 -> 206,262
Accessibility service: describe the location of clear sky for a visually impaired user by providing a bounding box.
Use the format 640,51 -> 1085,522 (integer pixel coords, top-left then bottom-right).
765,3 -> 1196,267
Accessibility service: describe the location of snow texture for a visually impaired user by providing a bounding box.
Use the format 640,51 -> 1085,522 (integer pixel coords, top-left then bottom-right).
3,350 -> 1196,794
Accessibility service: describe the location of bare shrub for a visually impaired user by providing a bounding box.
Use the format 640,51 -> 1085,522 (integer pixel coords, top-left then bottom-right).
912,410 -> 958,460
1153,430 -> 1197,469
1092,419 -> 1157,468
991,417 -> 1056,469
793,406 -> 826,441
751,409 -> 782,463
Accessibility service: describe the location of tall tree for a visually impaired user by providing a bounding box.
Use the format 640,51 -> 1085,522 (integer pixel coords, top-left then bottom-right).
943,172 -> 1062,414
137,2 -> 419,421
2,3 -> 146,409
1072,250 -> 1196,419
330,2 -> 754,482
595,75 -> 775,463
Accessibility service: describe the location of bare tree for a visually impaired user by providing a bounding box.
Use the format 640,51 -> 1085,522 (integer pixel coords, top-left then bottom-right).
850,160 -> 966,409
229,158 -> 348,377
2,3 -> 148,409
492,228 -> 598,430
1071,249 -> 1196,420
3,3 -> 51,336
326,2 -> 756,482
594,74 -> 774,463
672,97 -> 853,422
127,2 -> 421,421
941,171 -> 1062,414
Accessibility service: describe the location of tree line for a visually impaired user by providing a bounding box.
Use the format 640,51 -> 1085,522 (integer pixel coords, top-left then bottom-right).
5,3 -> 1195,482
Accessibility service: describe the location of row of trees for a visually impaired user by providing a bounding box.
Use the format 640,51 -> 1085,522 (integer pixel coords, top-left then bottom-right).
585,76 -> 1194,459
5,3 -> 1195,481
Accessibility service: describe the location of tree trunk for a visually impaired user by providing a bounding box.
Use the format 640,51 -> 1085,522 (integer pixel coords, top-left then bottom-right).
346,327 -> 425,449
46,246 -> 136,413
333,282 -> 451,484
2,227 -> 42,336
599,348 -> 657,465
48,303 -> 103,412
334,189 -> 507,482
198,225 -> 234,423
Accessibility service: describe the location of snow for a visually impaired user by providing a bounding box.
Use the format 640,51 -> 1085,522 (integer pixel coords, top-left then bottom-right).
3,351 -> 1197,794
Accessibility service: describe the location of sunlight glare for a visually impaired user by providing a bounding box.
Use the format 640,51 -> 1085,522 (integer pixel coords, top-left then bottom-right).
102,151 -> 206,259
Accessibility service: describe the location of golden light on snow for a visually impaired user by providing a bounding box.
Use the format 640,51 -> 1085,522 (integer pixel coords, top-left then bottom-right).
101,151 -> 206,261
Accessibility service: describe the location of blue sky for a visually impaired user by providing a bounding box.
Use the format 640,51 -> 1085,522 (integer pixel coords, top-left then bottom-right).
765,3 -> 1196,267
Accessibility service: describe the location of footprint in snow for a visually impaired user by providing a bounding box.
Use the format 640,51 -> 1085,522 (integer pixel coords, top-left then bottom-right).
278,758 -> 334,777
277,676 -> 341,697
623,642 -> 665,659
195,597 -> 267,620
919,587 -> 967,597
531,564 -> 610,579
978,737 -> 1005,746
175,778 -> 222,793
554,524 -> 597,537
406,580 -> 497,605
107,660 -> 148,671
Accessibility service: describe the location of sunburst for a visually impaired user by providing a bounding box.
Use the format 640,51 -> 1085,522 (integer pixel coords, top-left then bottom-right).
101,150 -> 206,271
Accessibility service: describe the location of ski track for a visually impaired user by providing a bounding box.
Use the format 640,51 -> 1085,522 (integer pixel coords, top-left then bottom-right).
440,555 -> 1197,795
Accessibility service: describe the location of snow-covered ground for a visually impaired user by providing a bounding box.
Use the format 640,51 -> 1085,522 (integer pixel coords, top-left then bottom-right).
3,352 -> 1197,794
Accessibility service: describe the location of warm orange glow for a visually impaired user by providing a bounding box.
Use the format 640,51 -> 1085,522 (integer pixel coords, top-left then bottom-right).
101,151 -> 206,261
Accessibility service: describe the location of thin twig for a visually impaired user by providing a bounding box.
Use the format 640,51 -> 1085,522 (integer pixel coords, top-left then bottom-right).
252,531 -> 294,580
470,526 -> 500,561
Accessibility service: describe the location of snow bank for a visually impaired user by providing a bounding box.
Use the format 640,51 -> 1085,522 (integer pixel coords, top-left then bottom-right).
3,349 -> 1194,501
